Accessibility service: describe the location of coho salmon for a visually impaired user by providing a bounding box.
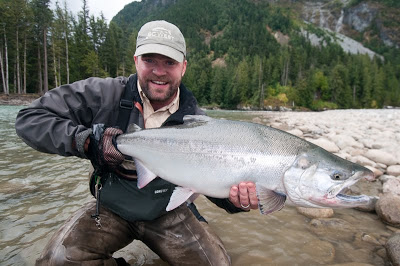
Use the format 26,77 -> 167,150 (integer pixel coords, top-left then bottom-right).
116,115 -> 374,215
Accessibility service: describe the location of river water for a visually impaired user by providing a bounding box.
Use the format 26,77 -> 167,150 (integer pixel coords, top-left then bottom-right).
0,106 -> 392,265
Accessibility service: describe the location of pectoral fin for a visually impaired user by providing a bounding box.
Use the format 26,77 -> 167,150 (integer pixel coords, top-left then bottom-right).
166,187 -> 195,211
134,159 -> 157,189
256,183 -> 286,215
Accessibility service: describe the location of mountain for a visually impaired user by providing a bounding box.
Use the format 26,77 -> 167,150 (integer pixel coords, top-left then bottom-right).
111,0 -> 400,110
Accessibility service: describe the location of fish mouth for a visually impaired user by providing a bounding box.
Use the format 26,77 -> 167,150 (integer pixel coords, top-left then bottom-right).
324,171 -> 372,207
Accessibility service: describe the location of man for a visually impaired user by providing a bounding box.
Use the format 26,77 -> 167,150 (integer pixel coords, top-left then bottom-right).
16,20 -> 258,265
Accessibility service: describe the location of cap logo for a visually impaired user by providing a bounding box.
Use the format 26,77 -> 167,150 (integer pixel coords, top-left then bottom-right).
146,27 -> 175,41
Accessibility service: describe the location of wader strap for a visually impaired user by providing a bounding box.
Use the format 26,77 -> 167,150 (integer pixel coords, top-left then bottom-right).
116,76 -> 136,132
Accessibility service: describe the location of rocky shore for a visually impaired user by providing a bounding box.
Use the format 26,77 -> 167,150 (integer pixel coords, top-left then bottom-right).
251,109 -> 400,265
0,94 -> 39,106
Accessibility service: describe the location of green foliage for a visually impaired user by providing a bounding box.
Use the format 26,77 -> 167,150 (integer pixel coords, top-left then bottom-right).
310,100 -> 339,111
1,0 -> 399,110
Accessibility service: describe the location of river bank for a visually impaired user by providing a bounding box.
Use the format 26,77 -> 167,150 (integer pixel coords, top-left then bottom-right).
0,94 -> 40,106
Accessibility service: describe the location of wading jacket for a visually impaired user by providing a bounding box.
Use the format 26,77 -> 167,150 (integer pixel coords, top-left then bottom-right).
15,74 -> 242,221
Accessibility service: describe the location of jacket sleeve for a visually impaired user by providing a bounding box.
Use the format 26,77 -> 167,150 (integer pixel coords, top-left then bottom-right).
15,77 -> 126,158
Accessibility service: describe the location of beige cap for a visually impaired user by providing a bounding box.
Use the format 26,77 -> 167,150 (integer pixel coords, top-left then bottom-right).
134,20 -> 186,62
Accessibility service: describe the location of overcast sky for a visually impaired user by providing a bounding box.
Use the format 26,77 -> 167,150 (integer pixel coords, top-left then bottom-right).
50,0 -> 140,23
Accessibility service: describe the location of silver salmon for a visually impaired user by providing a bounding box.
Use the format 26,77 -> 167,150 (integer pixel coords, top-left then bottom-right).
116,115 -> 374,214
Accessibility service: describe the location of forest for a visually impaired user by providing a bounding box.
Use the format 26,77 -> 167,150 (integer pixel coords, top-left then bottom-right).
0,0 -> 399,110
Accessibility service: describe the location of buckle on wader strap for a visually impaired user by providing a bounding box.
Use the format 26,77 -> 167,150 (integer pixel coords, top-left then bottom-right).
91,174 -> 102,229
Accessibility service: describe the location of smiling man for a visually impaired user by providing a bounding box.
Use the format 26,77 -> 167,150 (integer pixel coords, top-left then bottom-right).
16,20 -> 258,265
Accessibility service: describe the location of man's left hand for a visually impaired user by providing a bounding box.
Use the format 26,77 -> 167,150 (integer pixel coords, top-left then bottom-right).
229,182 -> 258,211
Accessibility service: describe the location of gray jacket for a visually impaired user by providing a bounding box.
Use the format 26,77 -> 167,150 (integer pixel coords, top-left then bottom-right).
15,74 -> 243,221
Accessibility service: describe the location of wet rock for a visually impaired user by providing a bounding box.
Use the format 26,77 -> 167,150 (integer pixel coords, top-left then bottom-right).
387,165 -> 400,176
306,138 -> 339,153
302,240 -> 335,264
296,207 -> 334,218
382,178 -> 400,195
385,233 -> 400,266
309,218 -> 356,241
376,193 -> 400,228
364,149 -> 398,166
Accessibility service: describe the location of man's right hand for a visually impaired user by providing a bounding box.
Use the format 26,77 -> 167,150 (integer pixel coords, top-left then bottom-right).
85,124 -> 125,171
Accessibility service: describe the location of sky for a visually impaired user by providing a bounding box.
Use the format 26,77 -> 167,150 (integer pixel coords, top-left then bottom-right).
50,0 -> 140,23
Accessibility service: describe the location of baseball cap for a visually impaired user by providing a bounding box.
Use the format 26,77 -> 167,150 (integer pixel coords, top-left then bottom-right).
134,20 -> 186,62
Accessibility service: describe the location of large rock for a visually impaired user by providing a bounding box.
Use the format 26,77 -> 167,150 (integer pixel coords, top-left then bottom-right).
364,149 -> 398,166
385,233 -> 400,266
376,193 -> 400,228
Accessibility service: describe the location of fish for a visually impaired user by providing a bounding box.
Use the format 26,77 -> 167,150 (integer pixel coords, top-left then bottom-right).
116,115 -> 375,215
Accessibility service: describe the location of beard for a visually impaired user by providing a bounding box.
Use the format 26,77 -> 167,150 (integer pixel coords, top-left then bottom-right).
138,75 -> 180,103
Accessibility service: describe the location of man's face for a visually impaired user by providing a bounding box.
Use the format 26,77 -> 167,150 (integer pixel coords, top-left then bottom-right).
134,53 -> 187,106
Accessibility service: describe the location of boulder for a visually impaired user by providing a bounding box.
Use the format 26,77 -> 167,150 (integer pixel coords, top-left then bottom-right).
376,193 -> 400,228
385,233 -> 400,266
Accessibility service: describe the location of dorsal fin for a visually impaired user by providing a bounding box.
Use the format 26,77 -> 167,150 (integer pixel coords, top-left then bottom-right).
182,115 -> 213,127
126,123 -> 142,133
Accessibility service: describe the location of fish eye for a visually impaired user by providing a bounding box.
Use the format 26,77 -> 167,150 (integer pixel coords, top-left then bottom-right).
331,172 -> 343,180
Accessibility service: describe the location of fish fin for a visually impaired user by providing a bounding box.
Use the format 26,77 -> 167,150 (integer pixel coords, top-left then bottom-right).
126,123 -> 142,133
166,187 -> 194,211
134,159 -> 157,189
256,183 -> 286,215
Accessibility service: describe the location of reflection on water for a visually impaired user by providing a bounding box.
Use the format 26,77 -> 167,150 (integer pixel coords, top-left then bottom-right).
0,106 -> 391,265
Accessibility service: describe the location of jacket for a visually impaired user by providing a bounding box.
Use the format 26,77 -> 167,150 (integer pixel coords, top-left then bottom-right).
15,74 -> 243,221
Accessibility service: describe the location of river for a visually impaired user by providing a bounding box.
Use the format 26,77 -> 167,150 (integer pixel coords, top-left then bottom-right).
0,106 -> 392,265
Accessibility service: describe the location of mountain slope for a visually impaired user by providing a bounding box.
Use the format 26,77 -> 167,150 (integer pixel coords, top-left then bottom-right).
111,0 -> 400,110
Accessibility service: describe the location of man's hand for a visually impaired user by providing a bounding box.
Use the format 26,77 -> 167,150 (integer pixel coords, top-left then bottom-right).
229,182 -> 258,211
85,124 -> 124,171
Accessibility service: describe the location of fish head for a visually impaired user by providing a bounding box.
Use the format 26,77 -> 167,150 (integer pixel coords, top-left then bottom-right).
283,148 -> 375,208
